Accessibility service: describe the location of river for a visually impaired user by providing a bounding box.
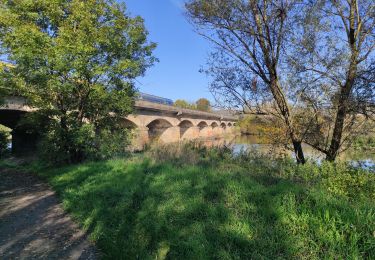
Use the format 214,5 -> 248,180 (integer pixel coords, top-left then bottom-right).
200,134 -> 375,171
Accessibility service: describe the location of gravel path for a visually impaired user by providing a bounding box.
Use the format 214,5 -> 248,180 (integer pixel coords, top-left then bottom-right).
0,168 -> 99,259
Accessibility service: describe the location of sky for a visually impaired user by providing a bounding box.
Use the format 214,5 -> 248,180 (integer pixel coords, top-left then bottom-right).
125,0 -> 212,102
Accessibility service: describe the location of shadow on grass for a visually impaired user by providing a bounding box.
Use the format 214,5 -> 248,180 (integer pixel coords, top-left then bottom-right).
42,158 -> 308,259
3,145 -> 374,259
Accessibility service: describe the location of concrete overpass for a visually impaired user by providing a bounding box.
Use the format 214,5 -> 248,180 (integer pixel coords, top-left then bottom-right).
0,96 -> 238,152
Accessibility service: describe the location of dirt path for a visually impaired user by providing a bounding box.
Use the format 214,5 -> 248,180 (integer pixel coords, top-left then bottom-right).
0,168 -> 99,259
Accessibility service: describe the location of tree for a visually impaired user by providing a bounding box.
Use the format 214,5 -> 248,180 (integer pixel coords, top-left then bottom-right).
0,124 -> 10,157
196,98 -> 211,112
174,99 -> 196,109
0,0 -> 156,163
289,0 -> 375,161
0,60 -> 12,105
186,0 -> 307,163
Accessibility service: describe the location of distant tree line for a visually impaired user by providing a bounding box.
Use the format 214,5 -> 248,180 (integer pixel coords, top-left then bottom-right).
174,98 -> 211,112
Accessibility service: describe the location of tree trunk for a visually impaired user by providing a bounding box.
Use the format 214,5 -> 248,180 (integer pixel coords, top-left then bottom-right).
270,76 -> 306,164
326,102 -> 346,161
326,83 -> 353,161
292,140 -> 306,164
326,57 -> 357,161
326,0 -> 359,162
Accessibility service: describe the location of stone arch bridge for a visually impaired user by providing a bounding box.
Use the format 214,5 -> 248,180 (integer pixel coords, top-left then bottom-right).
1,97 -> 238,153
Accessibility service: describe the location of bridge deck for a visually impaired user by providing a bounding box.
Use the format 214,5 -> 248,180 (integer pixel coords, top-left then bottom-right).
135,100 -> 237,121
1,97 -> 238,121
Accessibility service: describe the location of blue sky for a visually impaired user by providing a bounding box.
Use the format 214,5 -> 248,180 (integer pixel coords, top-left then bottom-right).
125,0 -> 212,102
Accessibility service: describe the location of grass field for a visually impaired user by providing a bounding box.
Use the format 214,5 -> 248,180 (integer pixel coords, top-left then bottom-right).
2,144 -> 374,259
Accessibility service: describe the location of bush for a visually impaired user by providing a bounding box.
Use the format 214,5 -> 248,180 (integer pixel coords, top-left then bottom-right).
39,123 -> 132,165
0,128 -> 10,157
147,142 -> 234,167
352,135 -> 375,151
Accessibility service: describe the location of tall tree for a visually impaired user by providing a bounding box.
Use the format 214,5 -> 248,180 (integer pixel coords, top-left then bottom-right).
186,0 -> 307,163
196,98 -> 211,111
289,0 -> 375,161
0,0 -> 156,163
0,60 -> 12,105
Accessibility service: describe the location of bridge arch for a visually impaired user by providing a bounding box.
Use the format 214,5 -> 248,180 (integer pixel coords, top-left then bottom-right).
0,109 -> 38,154
141,115 -> 178,128
228,123 -> 232,127
197,121 -> 208,129
179,120 -> 196,140
121,118 -> 138,129
197,121 -> 209,138
211,122 -> 222,136
147,118 -> 178,143
0,110 -> 26,130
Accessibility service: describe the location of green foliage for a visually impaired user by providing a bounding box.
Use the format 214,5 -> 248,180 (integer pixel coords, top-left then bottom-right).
0,126 -> 10,157
352,135 -> 375,151
238,115 -> 281,144
0,0 -> 156,163
238,115 -> 265,134
13,144 -> 374,259
38,122 -> 131,165
174,99 -> 196,109
174,98 -> 211,112
195,98 -> 211,112
0,61 -> 11,105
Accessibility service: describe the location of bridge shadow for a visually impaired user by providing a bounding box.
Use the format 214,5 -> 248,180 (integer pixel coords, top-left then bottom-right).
0,109 -> 39,155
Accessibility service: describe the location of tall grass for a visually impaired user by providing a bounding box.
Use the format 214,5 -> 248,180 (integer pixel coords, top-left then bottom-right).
5,144 -> 375,259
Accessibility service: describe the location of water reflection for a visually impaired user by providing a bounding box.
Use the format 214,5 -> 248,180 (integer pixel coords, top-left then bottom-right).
197,134 -> 375,171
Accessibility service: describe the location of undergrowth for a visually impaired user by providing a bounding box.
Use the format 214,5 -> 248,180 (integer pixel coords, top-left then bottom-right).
1,143 -> 374,259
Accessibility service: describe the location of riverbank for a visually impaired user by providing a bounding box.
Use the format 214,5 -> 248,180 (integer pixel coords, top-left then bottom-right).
1,144 -> 374,259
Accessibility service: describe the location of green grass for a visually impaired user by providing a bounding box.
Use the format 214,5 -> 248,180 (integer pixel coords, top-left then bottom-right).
3,145 -> 375,259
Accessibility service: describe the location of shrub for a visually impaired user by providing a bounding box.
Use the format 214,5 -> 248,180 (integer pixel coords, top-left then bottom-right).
39,123 -> 132,165
352,135 -> 375,151
0,128 -> 10,157
0,130 -> 9,156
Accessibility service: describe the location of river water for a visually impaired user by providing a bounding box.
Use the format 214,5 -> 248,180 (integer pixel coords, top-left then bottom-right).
200,134 -> 375,171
